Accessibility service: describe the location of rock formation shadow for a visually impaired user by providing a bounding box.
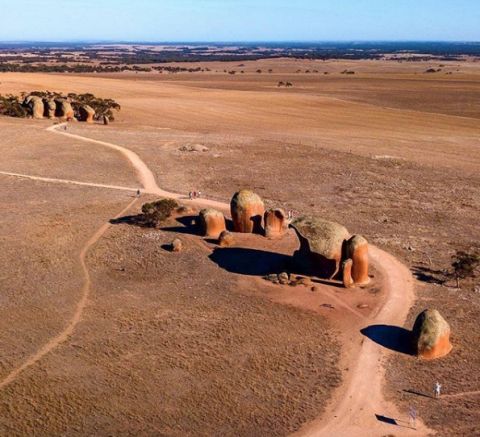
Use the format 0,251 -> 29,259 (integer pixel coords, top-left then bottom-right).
411,265 -> 446,285
361,325 -> 415,355
161,216 -> 203,236
209,247 -> 292,276
375,414 -> 398,426
110,214 -> 150,228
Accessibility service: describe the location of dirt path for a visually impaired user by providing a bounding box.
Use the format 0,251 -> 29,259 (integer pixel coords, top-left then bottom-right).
0,197 -> 138,390
296,248 -> 432,436
46,123 -> 432,436
1,122 -> 430,435
0,170 -> 139,193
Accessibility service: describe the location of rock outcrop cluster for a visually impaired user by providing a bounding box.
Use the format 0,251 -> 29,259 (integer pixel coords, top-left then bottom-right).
21,95 -> 95,122
230,190 -> 265,234
412,309 -> 452,360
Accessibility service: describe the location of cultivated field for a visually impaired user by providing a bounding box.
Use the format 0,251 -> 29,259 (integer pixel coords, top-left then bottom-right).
0,58 -> 479,435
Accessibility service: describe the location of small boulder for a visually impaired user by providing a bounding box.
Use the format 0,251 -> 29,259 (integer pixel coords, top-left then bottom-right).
230,189 -> 265,233
347,235 -> 370,286
79,105 -> 95,123
291,216 -> 350,278
199,208 -> 226,238
278,272 -> 290,285
264,208 -> 288,238
218,230 -> 234,247
412,309 -> 452,360
171,238 -> 183,252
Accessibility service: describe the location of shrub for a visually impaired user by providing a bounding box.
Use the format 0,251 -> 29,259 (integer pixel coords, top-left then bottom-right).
141,198 -> 178,227
0,94 -> 27,118
450,250 -> 480,288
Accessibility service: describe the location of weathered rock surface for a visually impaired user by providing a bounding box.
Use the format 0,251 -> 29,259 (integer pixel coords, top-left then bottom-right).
180,144 -> 209,152
24,96 -> 44,119
218,230 -> 234,247
199,208 -> 226,238
79,105 -> 95,123
171,238 -> 183,252
55,99 -> 74,120
342,259 -> 355,288
347,235 -> 370,286
230,190 -> 265,233
44,99 -> 56,119
264,208 -> 288,238
412,309 -> 452,360
291,216 -> 350,278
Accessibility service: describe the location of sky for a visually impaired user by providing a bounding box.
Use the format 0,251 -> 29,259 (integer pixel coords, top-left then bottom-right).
0,0 -> 479,42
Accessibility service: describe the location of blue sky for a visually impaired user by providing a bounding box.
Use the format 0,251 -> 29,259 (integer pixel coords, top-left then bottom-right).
0,0 -> 479,42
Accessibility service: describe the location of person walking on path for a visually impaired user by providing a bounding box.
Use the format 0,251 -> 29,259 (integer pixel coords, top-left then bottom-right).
434,382 -> 442,399
136,189 -> 141,198
409,406 -> 417,429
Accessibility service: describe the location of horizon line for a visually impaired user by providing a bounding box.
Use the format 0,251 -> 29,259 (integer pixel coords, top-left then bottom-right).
1,39 -> 480,45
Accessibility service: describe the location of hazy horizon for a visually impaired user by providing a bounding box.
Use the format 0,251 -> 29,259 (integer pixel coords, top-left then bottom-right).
0,0 -> 479,42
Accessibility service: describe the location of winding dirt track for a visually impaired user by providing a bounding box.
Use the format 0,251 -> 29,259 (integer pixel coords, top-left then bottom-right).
0,197 -> 138,390
1,123 -> 431,436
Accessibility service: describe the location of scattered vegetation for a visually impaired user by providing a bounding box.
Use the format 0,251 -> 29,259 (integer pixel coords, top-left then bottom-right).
0,94 -> 27,118
141,199 -> 178,227
449,250 -> 480,288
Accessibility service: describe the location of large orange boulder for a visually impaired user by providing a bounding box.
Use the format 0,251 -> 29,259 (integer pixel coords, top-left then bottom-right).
199,208 -> 226,238
264,208 -> 288,238
412,309 -> 452,360
291,216 -> 350,278
347,235 -> 370,286
79,104 -> 95,123
23,95 -> 44,119
230,190 -> 265,233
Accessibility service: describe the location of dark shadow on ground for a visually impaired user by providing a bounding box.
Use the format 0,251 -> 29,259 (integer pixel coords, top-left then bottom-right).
209,247 -> 292,276
110,213 -> 150,227
361,325 -> 415,355
161,215 -> 203,236
403,389 -> 434,399
375,414 -> 398,426
412,266 -> 446,285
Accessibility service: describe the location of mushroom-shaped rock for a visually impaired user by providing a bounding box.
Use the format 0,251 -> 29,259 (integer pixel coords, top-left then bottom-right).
347,235 -> 370,286
342,259 -> 355,288
199,208 -> 226,238
55,99 -> 74,120
291,216 -> 350,279
24,96 -> 44,119
218,230 -> 234,247
79,105 -> 95,123
264,208 -> 288,238
412,309 -> 452,360
44,99 -> 56,119
230,190 -> 265,234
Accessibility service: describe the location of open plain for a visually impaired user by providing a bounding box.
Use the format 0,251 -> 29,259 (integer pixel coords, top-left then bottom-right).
0,58 -> 479,436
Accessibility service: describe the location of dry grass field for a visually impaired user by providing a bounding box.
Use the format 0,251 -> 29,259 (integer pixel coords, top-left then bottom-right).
0,58 -> 479,435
